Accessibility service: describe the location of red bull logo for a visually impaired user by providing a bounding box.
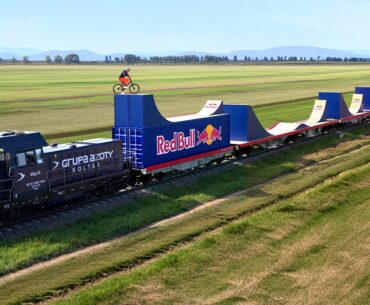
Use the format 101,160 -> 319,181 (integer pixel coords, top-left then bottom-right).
157,130 -> 196,155
197,124 -> 222,146
353,98 -> 361,104
205,102 -> 218,108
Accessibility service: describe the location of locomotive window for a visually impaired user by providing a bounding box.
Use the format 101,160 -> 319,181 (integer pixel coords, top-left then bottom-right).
0,149 -> 4,161
16,153 -> 27,167
26,151 -> 35,165
35,149 -> 43,164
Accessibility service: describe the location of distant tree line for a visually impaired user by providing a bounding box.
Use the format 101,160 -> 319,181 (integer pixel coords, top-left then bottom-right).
47,54 -> 80,64
105,55 -> 124,63
101,54 -> 370,64
0,54 -> 369,64
108,54 -> 144,64
0,54 -> 80,64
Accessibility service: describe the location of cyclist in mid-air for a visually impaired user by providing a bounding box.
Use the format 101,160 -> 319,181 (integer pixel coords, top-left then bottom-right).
118,68 -> 131,92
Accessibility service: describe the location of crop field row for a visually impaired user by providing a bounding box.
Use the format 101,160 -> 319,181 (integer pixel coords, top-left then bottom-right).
1,64 -> 370,142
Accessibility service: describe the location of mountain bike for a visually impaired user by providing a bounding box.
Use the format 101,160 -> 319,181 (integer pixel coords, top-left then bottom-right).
112,76 -> 140,94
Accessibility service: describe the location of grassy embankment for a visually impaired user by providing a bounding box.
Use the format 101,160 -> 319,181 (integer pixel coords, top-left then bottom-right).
49,154 -> 370,305
1,64 -> 370,142
0,125 -> 369,305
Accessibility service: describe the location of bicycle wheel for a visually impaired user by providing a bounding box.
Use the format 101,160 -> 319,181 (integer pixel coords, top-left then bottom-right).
129,83 -> 140,94
113,84 -> 123,94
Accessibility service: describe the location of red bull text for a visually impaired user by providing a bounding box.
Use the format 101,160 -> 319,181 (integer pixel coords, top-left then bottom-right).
156,125 -> 223,155
157,130 -> 196,155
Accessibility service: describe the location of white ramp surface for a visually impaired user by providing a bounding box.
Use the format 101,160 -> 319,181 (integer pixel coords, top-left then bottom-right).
349,94 -> 364,114
168,100 -> 223,122
306,100 -> 327,125
197,100 -> 223,116
269,122 -> 309,135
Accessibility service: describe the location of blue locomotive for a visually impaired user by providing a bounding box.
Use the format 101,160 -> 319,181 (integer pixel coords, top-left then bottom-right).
0,132 -> 125,217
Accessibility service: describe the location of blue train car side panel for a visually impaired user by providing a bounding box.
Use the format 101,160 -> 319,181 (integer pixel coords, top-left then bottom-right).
355,87 -> 370,110
224,104 -> 271,142
114,94 -> 165,127
318,92 -> 351,119
113,95 -> 230,169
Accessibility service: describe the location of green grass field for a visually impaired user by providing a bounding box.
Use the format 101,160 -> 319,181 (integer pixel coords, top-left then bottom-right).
1,64 -> 370,141
50,162 -> 369,305
0,64 -> 369,305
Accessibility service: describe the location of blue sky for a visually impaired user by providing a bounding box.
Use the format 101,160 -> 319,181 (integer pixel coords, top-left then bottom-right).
1,0 -> 370,53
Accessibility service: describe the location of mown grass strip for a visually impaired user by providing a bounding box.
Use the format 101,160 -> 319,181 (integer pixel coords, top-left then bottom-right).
1,64 -> 370,139
1,64 -> 369,103
0,126 -> 370,305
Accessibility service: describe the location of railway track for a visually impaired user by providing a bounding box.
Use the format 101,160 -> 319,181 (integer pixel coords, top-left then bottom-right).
0,122 -> 368,241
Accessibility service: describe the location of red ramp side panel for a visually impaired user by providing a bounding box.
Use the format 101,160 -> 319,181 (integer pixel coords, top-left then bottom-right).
224,104 -> 271,142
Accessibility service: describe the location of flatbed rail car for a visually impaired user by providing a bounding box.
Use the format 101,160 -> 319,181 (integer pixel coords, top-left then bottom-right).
113,89 -> 370,175
0,132 -> 127,217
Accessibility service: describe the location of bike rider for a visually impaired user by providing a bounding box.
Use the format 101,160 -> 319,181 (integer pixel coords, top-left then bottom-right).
119,68 -> 131,92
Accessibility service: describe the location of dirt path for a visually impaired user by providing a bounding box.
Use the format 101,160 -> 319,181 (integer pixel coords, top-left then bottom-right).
0,179 -> 281,285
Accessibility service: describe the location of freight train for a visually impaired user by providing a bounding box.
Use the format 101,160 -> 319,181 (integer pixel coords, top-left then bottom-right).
1,87 -> 370,218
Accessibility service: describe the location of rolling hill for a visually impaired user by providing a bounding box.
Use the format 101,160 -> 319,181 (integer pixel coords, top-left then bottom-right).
0,46 -> 368,61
